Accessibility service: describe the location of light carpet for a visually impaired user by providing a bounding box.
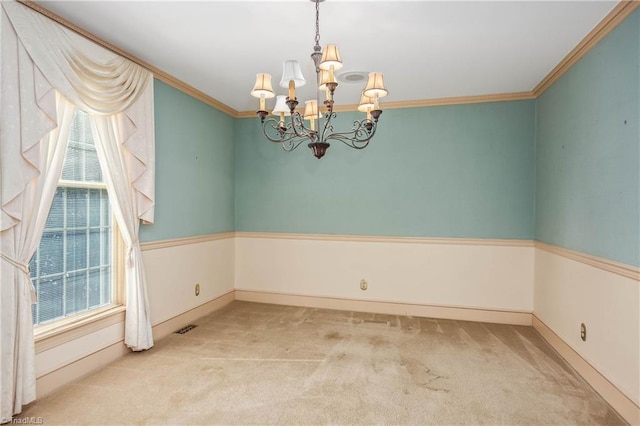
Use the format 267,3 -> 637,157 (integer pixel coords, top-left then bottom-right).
18,301 -> 625,425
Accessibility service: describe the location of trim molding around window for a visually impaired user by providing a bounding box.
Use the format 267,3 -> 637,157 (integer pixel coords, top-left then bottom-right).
34,304 -> 126,353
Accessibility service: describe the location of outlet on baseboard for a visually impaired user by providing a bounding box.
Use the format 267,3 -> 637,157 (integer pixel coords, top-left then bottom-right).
360,279 -> 368,291
580,323 -> 586,341
195,283 -> 200,296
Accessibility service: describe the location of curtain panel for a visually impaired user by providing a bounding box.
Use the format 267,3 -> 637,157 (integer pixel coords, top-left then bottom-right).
1,0 -> 155,418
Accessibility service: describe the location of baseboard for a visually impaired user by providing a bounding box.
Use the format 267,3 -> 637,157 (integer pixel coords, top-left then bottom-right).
34,289 -> 236,399
235,289 -> 532,326
151,289 -> 235,341
532,315 -> 640,425
36,341 -> 129,398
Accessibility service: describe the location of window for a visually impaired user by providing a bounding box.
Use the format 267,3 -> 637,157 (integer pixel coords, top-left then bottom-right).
29,110 -> 118,326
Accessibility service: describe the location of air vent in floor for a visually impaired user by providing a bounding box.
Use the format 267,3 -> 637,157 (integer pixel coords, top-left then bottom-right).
175,324 -> 197,334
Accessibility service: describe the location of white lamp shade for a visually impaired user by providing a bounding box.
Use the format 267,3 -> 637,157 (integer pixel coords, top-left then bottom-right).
363,72 -> 388,98
250,73 -> 275,98
272,95 -> 291,116
279,60 -> 307,88
357,93 -> 375,112
303,100 -> 319,120
319,44 -> 343,71
318,69 -> 333,90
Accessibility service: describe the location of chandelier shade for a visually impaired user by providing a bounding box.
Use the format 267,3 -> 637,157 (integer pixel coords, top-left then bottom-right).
272,95 -> 291,116
318,69 -> 334,90
279,60 -> 306,88
303,100 -> 319,120
250,0 -> 387,159
363,72 -> 388,99
319,44 -> 343,71
250,73 -> 275,98
357,93 -> 376,112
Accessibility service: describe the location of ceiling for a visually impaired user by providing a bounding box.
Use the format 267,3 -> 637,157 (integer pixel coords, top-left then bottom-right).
34,0 -> 618,113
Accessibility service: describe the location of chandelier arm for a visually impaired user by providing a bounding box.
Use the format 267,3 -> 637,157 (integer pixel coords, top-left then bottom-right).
281,138 -> 306,152
260,117 -> 310,152
325,134 -> 371,149
324,119 -> 378,149
325,133 -> 372,149
260,117 -> 301,144
319,110 -> 336,143
288,111 -> 316,140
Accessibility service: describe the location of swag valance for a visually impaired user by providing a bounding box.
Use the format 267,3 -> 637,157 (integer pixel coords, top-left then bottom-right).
1,0 -> 156,419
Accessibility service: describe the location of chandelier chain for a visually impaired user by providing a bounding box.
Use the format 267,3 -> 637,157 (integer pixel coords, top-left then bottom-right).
314,0 -> 320,47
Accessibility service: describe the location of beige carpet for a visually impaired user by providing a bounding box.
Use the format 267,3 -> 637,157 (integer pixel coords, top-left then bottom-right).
19,301 -> 624,425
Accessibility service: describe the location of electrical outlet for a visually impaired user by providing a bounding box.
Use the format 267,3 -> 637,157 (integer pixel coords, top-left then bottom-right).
580,323 -> 586,341
360,279 -> 368,291
195,283 -> 200,296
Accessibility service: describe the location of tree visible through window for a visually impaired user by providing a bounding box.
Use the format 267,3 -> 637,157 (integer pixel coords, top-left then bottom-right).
29,110 -> 114,326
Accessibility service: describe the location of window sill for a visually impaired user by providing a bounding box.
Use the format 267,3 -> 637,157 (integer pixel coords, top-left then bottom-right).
35,305 -> 126,353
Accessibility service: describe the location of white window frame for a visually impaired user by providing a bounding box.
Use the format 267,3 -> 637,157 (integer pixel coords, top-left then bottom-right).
31,119 -> 125,344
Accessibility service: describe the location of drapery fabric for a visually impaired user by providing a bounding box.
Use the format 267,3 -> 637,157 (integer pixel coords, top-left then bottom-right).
0,90 -> 75,419
91,108 -> 154,351
1,0 -> 155,418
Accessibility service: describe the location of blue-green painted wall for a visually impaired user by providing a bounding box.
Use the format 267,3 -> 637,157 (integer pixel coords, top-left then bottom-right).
535,10 -> 640,266
139,80 -> 235,242
140,10 -> 638,267
235,101 -> 535,239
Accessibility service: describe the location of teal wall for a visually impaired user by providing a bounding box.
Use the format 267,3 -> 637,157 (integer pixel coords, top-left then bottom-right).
141,10 -> 639,267
235,101 -> 535,239
535,10 -> 639,266
139,80 -> 235,242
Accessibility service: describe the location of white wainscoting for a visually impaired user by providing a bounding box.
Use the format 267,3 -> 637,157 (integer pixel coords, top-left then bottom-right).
533,246 -> 640,423
33,234 -> 235,398
31,232 -> 640,424
142,234 -> 235,326
234,233 -> 535,321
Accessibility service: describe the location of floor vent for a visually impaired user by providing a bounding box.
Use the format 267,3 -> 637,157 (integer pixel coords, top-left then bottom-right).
175,324 -> 197,334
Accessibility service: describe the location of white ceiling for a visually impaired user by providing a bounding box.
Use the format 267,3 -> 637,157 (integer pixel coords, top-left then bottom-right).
35,0 -> 617,113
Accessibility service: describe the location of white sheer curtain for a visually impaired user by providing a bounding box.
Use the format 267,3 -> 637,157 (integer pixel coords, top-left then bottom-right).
1,0 -> 155,418
90,103 -> 155,350
0,90 -> 76,419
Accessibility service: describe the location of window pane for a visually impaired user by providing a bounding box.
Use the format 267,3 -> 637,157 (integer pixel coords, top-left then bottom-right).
101,192 -> 110,226
103,229 -> 111,265
38,232 -> 64,276
66,230 -> 87,272
37,276 -> 64,324
89,189 -> 102,227
31,109 -> 113,326
45,188 -> 64,229
85,150 -> 102,182
65,271 -> 88,315
101,267 -> 112,304
89,229 -> 101,267
67,188 -> 88,228
88,269 -> 102,307
61,143 -> 84,181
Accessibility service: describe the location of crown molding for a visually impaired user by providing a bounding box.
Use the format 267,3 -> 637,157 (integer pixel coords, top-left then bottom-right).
237,91 -> 536,118
533,1 -> 640,96
18,0 -> 637,118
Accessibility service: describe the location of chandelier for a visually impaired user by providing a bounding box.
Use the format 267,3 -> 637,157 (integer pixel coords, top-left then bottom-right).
250,0 -> 388,159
